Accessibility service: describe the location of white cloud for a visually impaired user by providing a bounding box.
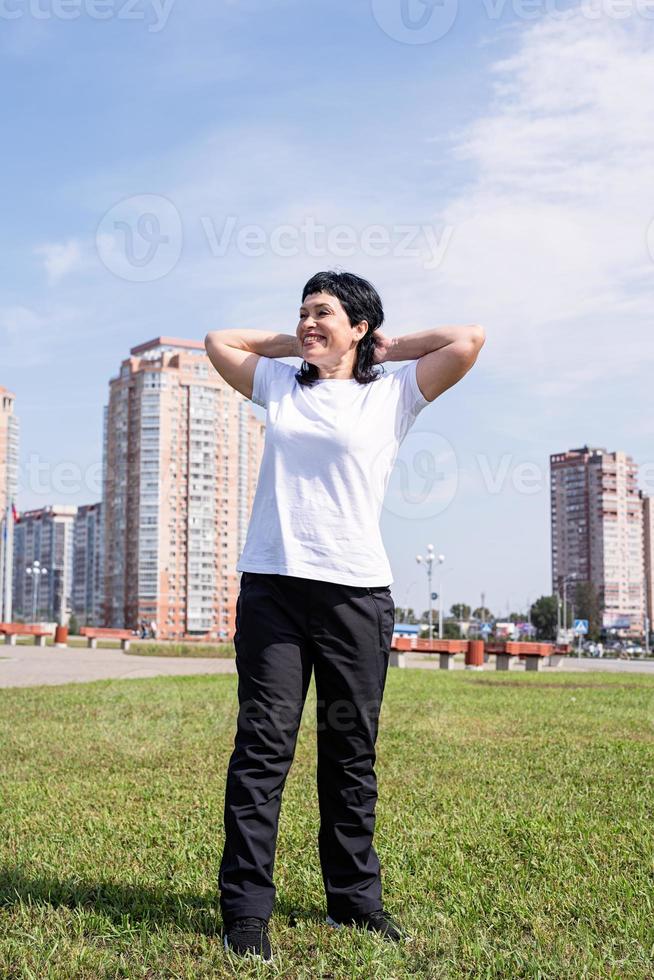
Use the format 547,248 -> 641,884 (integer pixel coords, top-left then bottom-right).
34,239 -> 85,285
0,304 -> 82,367
22,5 -> 654,402
432,5 -> 654,389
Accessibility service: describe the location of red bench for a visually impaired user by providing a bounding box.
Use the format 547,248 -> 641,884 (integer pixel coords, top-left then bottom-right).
485,641 -> 557,672
79,627 -> 134,651
390,637 -> 571,671
391,636 -> 468,669
0,623 -> 52,647
547,644 -> 572,667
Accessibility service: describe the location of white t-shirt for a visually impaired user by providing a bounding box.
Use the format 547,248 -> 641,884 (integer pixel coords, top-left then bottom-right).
236,357 -> 430,586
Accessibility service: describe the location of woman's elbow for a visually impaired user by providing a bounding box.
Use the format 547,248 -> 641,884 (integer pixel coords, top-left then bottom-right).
469,324 -> 486,349
204,331 -> 219,354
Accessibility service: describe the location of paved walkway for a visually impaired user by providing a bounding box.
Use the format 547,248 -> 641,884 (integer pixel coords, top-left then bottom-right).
0,644 -> 237,689
1,644 -> 653,688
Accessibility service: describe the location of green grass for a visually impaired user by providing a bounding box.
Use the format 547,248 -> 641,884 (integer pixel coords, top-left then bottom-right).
126,643 -> 235,659
1,671 -> 653,978
13,636 -> 235,657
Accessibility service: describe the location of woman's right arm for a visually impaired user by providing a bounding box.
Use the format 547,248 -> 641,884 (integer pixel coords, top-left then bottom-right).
204,329 -> 301,400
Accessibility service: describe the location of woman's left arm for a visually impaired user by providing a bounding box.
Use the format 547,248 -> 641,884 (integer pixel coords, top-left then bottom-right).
375,324 -> 486,403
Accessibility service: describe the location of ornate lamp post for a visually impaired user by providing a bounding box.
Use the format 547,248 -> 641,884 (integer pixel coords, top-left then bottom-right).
25,560 -> 48,622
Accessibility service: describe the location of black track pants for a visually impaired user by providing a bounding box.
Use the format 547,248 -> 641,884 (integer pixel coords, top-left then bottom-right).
218,570 -> 395,925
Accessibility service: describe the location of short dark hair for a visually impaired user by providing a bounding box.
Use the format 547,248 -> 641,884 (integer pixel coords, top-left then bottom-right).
296,270 -> 385,386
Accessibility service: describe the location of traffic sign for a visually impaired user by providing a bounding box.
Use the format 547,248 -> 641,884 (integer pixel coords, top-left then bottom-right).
573,619 -> 589,635
431,592 -> 438,601
480,623 -> 492,636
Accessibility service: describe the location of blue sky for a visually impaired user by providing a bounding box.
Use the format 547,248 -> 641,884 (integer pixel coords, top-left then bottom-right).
2,0 -> 653,619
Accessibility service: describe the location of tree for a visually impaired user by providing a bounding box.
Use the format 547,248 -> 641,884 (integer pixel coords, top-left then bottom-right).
572,580 -> 602,640
450,603 -> 471,620
68,613 -> 80,635
394,606 -> 417,624
530,595 -> 558,640
473,606 -> 493,622
417,619 -> 461,639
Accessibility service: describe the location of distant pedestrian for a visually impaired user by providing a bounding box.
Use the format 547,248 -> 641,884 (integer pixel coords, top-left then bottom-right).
149,619 -> 158,640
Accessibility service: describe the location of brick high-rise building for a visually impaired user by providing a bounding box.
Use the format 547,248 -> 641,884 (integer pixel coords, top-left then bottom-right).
72,502 -> 104,626
0,385 -> 19,621
550,446 -> 645,635
643,494 -> 654,637
13,505 -> 77,624
102,337 -> 265,639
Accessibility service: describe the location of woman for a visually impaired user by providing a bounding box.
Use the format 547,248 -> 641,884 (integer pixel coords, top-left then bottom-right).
205,271 -> 485,962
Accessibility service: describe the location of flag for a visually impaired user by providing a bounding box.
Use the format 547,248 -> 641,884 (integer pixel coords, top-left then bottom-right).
11,502 -> 18,523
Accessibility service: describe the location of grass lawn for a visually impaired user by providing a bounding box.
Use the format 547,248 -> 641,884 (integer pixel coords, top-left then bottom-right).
14,637 -> 235,657
125,643 -> 235,659
0,670 -> 652,978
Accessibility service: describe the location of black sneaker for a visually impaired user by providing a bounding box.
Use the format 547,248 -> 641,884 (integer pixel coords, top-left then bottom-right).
223,916 -> 273,962
326,908 -> 409,942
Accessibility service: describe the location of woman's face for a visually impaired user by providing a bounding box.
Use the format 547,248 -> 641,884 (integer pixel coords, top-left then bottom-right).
297,291 -> 368,366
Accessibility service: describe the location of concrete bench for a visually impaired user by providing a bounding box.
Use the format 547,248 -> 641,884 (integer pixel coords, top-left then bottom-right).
79,627 -> 134,651
486,641 -> 558,671
546,644 -> 572,668
390,637 -> 571,672
417,638 -> 468,669
0,623 -> 52,647
391,637 -> 468,669
390,636 -> 412,667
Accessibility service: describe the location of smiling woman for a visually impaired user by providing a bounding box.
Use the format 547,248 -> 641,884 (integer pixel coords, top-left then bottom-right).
294,270 -> 385,385
203,270 -> 485,962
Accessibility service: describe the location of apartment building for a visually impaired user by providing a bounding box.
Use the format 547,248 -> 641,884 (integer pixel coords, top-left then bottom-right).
643,494 -> 654,633
12,505 -> 77,624
102,337 -> 265,639
72,502 -> 104,626
0,385 -> 19,621
550,446 -> 645,635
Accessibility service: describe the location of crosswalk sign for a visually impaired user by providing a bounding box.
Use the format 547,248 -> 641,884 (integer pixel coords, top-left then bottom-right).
573,619 -> 589,635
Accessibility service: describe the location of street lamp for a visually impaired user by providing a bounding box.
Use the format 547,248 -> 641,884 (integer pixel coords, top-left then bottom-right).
416,545 -> 445,640
402,580 -> 417,623
25,560 -> 48,622
560,573 -> 578,634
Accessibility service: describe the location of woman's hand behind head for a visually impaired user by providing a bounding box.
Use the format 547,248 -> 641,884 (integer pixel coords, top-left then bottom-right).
371,330 -> 395,365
